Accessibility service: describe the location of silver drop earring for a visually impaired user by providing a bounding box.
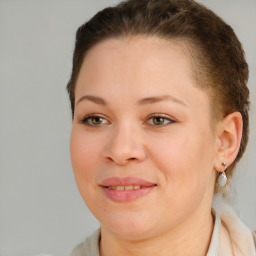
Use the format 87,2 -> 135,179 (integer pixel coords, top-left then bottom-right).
218,162 -> 227,187
218,172 -> 227,187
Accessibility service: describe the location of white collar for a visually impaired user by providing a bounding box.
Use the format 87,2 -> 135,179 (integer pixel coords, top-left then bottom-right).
209,195 -> 256,256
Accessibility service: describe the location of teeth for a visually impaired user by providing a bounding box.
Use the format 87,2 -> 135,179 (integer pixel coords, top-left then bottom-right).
108,185 -> 142,190
125,185 -> 133,191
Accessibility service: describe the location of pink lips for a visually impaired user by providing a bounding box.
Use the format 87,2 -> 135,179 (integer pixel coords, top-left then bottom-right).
100,177 -> 157,203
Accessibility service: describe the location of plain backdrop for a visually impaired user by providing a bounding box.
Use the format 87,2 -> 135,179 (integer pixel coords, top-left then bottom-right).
0,0 -> 255,255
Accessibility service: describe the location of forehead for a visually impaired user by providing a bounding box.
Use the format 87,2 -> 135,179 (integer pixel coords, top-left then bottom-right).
77,36 -> 196,93
82,36 -> 193,70
76,36 -> 212,116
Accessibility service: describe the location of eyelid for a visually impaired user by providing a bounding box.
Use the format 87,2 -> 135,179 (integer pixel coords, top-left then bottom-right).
146,113 -> 176,126
80,114 -> 110,126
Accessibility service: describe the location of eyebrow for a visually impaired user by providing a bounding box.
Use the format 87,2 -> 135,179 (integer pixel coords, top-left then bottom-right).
138,95 -> 187,107
76,94 -> 187,107
76,95 -> 107,106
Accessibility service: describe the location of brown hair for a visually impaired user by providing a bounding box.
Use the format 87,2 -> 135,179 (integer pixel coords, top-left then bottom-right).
67,0 -> 249,181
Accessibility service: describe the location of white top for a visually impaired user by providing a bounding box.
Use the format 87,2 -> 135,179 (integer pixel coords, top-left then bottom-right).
70,197 -> 256,256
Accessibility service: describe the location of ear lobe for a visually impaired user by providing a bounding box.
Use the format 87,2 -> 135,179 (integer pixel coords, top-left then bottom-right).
214,112 -> 243,172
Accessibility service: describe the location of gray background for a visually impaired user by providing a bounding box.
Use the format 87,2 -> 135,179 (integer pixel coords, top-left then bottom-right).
0,0 -> 255,255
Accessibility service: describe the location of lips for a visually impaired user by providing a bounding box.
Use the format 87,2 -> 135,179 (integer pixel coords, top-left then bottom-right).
100,177 -> 157,202
101,176 -> 155,187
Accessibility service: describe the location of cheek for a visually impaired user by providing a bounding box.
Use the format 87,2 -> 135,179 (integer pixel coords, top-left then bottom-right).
70,127 -> 111,220
148,128 -> 215,193
148,132 -> 215,225
70,127 -> 101,192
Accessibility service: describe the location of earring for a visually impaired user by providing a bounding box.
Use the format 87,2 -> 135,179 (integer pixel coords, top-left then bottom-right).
218,162 -> 227,187
218,172 -> 227,187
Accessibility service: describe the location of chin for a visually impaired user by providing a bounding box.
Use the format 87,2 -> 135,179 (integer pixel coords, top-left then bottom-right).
99,211 -> 160,240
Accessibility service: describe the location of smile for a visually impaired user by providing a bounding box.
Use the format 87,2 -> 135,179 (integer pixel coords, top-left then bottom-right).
100,177 -> 157,203
107,185 -> 148,190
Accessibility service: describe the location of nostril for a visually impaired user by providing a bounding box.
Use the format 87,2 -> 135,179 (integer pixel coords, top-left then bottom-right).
106,156 -> 138,165
106,157 -> 114,162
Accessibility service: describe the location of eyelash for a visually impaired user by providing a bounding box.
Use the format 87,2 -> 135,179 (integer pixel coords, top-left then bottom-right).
146,114 -> 175,127
80,114 -> 109,126
80,114 -> 175,127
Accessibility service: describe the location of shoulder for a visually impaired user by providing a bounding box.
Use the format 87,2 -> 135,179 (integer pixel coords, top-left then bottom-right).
69,242 -> 86,256
69,229 -> 101,256
212,195 -> 256,255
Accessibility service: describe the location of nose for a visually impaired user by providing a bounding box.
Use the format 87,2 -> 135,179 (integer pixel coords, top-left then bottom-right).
105,123 -> 146,166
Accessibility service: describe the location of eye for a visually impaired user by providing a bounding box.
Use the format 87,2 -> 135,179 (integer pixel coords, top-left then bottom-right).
147,115 -> 175,126
81,115 -> 109,126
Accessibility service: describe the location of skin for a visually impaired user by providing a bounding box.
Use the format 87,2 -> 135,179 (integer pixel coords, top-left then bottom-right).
70,37 -> 243,256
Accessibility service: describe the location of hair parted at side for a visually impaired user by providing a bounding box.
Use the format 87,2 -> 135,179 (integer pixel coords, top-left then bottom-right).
67,0 -> 249,183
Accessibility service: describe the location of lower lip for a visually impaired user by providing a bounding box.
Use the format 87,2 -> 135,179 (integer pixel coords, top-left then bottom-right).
101,186 -> 156,203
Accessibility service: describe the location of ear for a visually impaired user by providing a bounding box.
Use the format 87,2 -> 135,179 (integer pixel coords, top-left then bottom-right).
214,112 -> 243,172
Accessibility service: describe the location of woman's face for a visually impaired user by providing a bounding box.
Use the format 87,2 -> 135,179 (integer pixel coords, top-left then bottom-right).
70,37 -> 219,240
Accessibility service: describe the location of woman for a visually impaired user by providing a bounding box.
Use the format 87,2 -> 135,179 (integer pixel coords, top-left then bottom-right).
67,0 -> 256,255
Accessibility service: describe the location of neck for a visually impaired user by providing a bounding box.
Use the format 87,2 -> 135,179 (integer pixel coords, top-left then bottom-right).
100,208 -> 214,256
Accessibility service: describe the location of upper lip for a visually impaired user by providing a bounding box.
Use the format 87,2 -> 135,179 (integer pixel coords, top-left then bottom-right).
100,176 -> 156,187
